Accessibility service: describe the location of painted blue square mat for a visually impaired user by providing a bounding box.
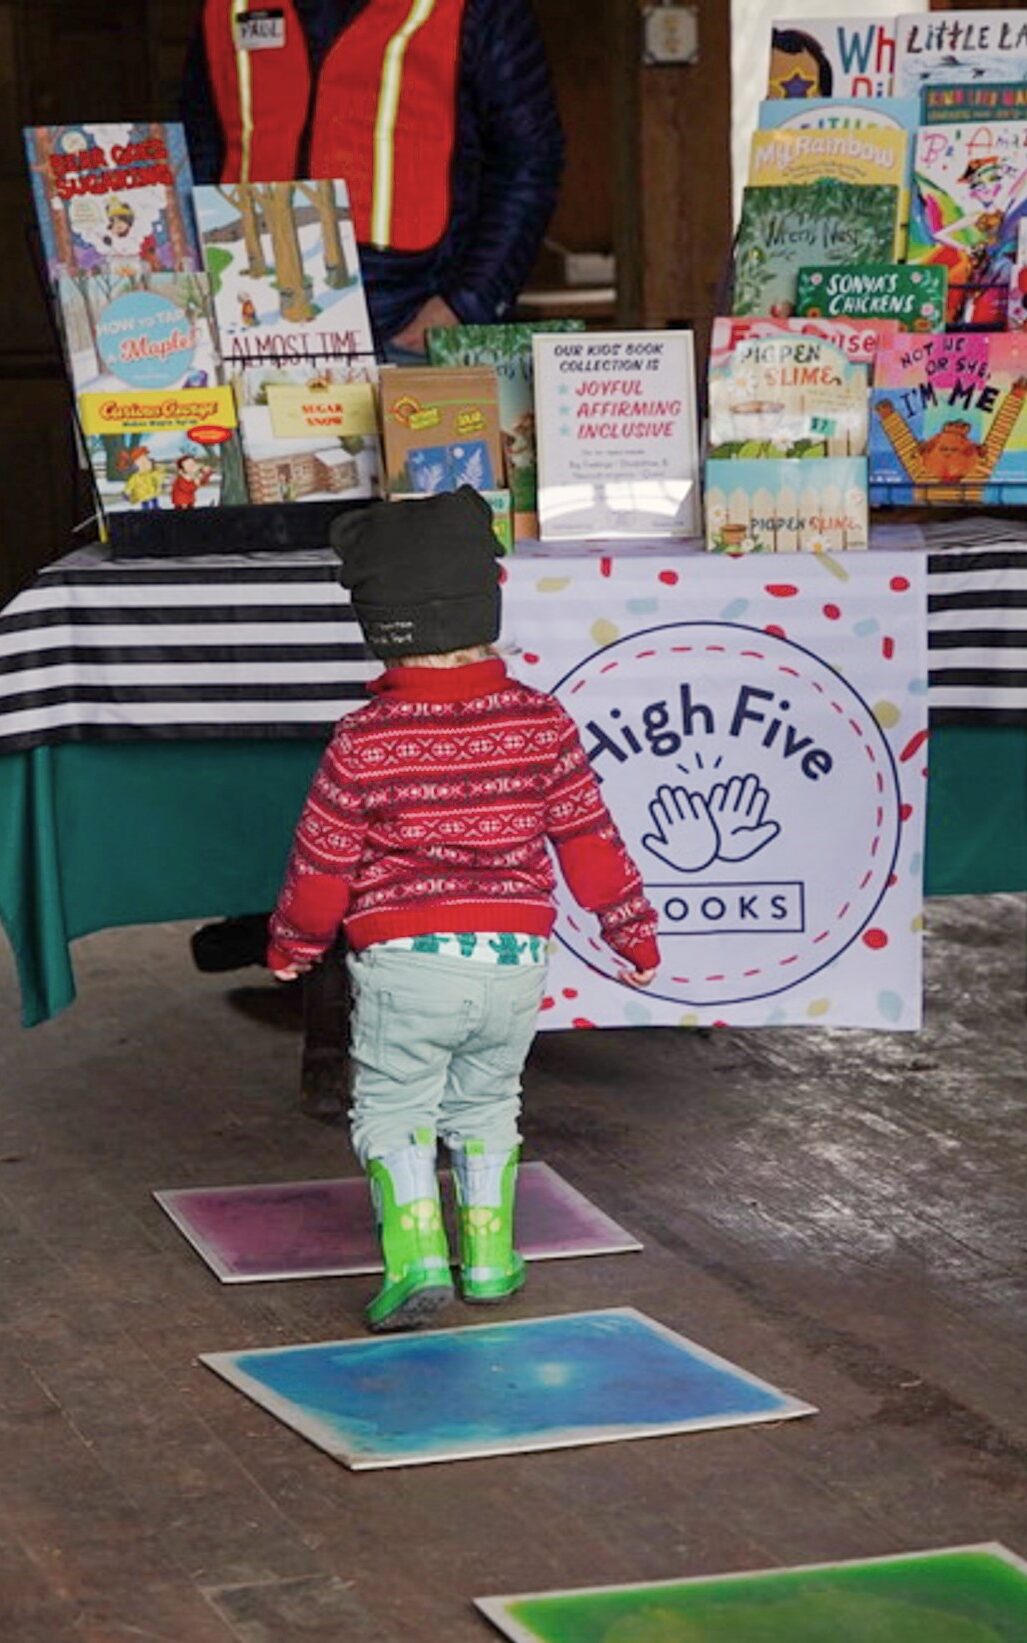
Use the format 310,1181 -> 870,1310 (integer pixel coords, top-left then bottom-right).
201,1306 -> 815,1470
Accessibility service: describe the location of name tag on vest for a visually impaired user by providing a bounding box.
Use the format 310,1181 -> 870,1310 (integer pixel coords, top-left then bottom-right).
234,8 -> 286,50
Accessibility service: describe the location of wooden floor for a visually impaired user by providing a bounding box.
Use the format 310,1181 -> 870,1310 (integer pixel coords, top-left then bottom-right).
0,894 -> 1025,1642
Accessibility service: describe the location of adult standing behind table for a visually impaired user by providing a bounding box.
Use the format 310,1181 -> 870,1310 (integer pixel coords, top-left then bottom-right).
180,0 -> 564,1113
180,0 -> 566,357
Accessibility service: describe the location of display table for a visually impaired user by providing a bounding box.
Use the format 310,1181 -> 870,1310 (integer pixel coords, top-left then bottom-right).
1,533 -> 1024,1027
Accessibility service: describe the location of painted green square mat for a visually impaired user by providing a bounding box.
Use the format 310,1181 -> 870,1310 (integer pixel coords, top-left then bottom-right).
477,1544 -> 1027,1642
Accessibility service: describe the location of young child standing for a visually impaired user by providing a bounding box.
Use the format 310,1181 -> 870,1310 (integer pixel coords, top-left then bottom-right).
267,488 -> 659,1332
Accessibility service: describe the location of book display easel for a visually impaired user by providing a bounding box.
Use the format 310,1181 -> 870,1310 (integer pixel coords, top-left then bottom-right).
709,9 -> 1027,552
22,18 -> 1027,567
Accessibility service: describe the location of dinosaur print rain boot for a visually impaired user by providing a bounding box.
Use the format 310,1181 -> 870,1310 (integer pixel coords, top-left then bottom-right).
451,1139 -> 525,1303
365,1128 -> 454,1332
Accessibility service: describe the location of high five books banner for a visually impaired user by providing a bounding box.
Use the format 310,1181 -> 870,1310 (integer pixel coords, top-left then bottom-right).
500,549 -> 926,1030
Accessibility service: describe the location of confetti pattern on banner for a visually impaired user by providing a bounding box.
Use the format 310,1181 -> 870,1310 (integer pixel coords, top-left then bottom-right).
500,548 -> 928,1032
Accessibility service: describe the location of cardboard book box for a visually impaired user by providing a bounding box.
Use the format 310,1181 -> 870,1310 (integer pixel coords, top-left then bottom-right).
378,365 -> 504,496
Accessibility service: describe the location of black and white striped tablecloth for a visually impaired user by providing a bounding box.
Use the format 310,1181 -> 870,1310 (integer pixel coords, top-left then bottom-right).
0,530 -> 1024,754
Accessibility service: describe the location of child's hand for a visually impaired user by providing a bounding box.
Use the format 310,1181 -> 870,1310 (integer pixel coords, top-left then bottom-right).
270,961 -> 312,982
618,966 -> 656,989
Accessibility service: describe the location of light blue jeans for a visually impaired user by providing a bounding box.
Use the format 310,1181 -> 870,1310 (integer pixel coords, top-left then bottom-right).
347,947 -> 547,1163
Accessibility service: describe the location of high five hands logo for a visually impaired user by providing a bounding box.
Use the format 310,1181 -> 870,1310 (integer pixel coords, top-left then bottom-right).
553,622 -> 902,1008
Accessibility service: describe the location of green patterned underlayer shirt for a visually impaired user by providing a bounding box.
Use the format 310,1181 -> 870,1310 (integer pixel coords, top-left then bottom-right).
375,933 -> 549,965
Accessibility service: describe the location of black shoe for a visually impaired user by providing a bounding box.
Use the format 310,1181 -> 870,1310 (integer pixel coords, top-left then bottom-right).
299,1049 -> 348,1125
190,914 -> 271,973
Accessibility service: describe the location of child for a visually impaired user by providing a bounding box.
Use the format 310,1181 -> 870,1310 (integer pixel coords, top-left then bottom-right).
267,487 -> 659,1332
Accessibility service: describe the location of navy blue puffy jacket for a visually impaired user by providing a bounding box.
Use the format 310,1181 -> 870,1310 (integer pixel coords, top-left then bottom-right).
180,0 -> 565,346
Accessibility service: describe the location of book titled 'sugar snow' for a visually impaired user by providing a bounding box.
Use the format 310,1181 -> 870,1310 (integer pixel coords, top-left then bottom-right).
533,331 -> 699,539
870,331 -> 1027,503
23,122 -> 200,282
194,179 -> 375,368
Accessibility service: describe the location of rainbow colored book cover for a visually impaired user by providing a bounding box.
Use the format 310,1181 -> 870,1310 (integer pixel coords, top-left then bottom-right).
870,330 -> 1027,503
908,121 -> 1027,327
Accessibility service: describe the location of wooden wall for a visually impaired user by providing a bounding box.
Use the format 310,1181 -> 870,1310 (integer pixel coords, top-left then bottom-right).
0,0 -> 198,603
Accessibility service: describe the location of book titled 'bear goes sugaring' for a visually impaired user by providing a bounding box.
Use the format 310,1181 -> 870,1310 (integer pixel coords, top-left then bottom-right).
24,122 -> 200,282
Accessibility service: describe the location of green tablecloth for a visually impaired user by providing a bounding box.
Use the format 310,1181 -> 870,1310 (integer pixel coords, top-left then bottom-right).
1,728 -> 1024,1027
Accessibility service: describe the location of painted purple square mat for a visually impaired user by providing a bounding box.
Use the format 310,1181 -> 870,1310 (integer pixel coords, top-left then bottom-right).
155,1162 -> 641,1283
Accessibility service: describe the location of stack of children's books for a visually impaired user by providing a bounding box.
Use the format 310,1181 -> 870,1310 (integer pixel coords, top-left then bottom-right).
23,121 -> 390,537
716,9 -> 1027,534
706,316 -> 875,551
24,120 -> 247,520
425,320 -> 585,540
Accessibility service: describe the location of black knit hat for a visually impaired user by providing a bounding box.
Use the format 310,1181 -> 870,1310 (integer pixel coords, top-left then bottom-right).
331,487 -> 502,660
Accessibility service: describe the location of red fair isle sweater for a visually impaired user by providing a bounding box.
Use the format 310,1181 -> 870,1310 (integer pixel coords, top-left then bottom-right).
268,658 -> 660,973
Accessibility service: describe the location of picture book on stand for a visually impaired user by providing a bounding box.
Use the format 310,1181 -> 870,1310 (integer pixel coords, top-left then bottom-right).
708,330 -> 867,459
796,264 -> 947,331
425,320 -> 585,532
78,385 -> 246,517
758,95 -> 918,138
378,365 -> 503,497
894,11 -> 1027,98
748,125 -> 907,190
705,456 -> 868,554
908,120 -> 1027,328
732,182 -> 900,317
235,364 -> 380,503
193,178 -> 375,370
870,331 -> 1027,504
24,122 -> 200,282
766,18 -> 897,100
56,270 -> 219,396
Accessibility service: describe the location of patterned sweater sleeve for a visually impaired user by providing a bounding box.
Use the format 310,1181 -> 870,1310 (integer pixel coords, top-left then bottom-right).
267,725 -> 367,971
543,705 -> 660,972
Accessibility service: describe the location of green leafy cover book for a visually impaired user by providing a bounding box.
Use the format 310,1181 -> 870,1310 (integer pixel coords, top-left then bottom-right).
732,181 -> 900,317
425,320 -> 585,527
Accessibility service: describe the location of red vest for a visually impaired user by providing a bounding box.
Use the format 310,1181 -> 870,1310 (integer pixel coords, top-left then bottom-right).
201,0 -> 466,252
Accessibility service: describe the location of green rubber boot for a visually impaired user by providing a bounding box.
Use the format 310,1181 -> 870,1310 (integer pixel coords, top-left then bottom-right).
452,1140 -> 525,1304
365,1129 -> 454,1332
